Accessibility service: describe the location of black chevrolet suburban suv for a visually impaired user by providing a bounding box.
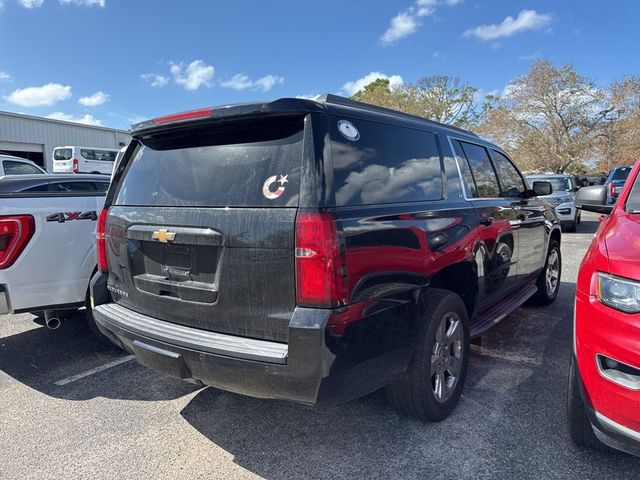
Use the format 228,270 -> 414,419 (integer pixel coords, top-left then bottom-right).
91,95 -> 561,421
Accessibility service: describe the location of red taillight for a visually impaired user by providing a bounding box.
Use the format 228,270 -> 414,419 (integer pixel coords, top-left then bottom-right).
152,107 -> 214,125
295,212 -> 346,308
72,158 -> 79,173
0,215 -> 35,270
97,208 -> 109,272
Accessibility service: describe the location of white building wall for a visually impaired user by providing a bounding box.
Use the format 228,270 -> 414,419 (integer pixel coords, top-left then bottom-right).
0,111 -> 130,171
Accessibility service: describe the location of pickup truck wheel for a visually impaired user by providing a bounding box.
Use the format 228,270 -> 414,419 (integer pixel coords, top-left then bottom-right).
386,289 -> 470,422
533,239 -> 561,305
567,355 -> 605,450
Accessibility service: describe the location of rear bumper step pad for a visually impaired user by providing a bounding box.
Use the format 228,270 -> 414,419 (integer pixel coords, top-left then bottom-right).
94,303 -> 288,364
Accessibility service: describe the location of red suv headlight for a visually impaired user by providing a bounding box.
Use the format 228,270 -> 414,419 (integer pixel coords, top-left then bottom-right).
595,272 -> 640,313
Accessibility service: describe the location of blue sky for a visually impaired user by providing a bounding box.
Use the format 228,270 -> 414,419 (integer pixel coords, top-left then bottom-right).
0,0 -> 638,130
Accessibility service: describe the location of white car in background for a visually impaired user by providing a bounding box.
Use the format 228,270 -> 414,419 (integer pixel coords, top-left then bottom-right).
0,154 -> 46,176
52,146 -> 118,175
526,173 -> 581,232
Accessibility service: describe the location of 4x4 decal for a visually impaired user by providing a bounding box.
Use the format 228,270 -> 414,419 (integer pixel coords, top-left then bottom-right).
46,211 -> 97,223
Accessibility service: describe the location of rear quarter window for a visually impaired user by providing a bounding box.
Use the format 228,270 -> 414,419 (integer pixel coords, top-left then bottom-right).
329,117 -> 443,206
115,116 -> 304,208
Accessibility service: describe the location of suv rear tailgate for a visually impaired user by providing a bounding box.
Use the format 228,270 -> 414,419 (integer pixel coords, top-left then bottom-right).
107,206 -> 295,342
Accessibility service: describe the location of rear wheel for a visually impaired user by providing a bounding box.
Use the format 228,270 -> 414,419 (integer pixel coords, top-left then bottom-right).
386,289 -> 470,421
533,239 -> 561,305
567,355 -> 604,450
84,293 -> 113,345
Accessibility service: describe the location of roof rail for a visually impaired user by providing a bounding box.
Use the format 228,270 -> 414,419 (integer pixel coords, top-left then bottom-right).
317,94 -> 479,137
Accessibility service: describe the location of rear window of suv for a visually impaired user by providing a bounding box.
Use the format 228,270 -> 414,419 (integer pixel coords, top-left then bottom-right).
329,117 -> 443,206
611,167 -> 631,182
114,116 -> 304,208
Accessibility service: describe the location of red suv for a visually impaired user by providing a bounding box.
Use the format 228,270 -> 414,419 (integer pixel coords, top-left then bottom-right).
569,160 -> 640,456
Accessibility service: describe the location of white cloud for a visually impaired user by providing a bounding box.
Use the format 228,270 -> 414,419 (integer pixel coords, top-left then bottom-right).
381,0 -> 460,45
381,12 -> 420,45
253,74 -> 284,92
58,0 -> 106,7
7,83 -> 72,107
464,10 -> 552,42
220,74 -> 253,91
18,0 -> 44,8
0,1 -> 5,14
46,111 -> 102,126
341,72 -> 404,96
171,60 -> 214,91
0,71 -> 10,81
141,73 -> 169,88
221,73 -> 284,92
78,90 -> 108,106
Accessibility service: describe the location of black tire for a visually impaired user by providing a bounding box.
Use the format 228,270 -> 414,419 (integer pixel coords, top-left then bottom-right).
85,298 -> 113,346
533,239 -> 561,305
567,355 -> 604,450
386,289 -> 470,422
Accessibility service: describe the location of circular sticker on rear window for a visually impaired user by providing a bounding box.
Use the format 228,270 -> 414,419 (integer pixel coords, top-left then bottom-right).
337,120 -> 360,141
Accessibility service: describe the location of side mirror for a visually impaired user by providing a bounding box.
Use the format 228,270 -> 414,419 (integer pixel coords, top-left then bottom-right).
575,185 -> 613,214
532,181 -> 552,196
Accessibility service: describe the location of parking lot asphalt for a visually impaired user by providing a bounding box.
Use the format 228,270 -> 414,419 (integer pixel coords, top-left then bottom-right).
1,211 -> 639,480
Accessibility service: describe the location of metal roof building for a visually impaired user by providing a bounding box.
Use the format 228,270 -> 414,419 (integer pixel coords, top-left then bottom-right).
0,111 -> 130,172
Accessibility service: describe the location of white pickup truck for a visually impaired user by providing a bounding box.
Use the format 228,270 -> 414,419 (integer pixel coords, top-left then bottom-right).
0,174 -> 110,333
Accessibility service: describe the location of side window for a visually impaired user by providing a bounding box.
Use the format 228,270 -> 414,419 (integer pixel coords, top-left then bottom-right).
3,161 -> 44,175
94,182 -> 109,192
458,142 -> 500,198
81,149 -> 117,162
23,184 -> 49,192
54,148 -> 72,160
330,118 -> 443,206
50,181 -> 96,192
451,140 -> 478,198
491,150 -> 526,198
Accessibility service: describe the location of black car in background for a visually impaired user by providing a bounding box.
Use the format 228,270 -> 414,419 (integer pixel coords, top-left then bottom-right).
91,95 -> 562,421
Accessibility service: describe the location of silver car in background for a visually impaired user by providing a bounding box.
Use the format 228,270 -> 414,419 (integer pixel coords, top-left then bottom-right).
526,174 -> 581,232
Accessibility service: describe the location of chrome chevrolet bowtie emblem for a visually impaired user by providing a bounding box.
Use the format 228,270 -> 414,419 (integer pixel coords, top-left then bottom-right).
152,229 -> 176,243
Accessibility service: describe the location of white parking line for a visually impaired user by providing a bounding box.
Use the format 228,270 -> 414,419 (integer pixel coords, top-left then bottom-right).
54,355 -> 135,386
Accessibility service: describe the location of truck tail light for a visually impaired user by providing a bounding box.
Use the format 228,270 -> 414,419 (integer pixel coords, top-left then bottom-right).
97,208 -> 109,272
295,212 -> 346,308
0,215 -> 35,270
72,158 -> 79,173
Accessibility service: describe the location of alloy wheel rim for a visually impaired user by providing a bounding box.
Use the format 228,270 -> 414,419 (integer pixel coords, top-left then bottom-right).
430,312 -> 463,403
545,249 -> 560,295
